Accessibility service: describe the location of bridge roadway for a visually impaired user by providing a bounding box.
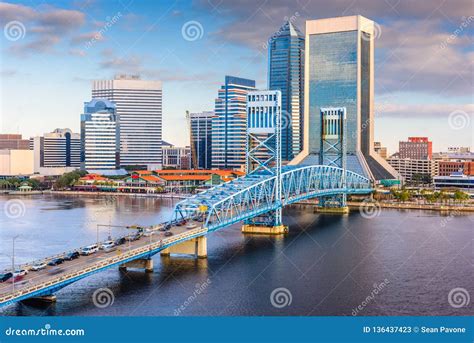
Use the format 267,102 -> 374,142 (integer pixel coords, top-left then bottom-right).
0,221 -> 206,306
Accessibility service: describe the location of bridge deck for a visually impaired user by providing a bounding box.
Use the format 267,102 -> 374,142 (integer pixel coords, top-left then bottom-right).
0,221 -> 206,306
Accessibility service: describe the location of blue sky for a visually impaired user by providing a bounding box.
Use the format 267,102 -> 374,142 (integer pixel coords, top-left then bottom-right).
0,0 -> 472,154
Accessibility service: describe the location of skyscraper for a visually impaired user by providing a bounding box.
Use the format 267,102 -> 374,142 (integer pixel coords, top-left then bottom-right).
399,137 -> 432,160
291,15 -> 399,181
188,111 -> 213,169
92,75 -> 162,169
212,76 -> 256,170
81,99 -> 119,170
268,21 -> 304,161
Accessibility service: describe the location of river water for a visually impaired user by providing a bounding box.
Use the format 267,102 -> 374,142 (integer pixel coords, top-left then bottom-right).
0,194 -> 472,316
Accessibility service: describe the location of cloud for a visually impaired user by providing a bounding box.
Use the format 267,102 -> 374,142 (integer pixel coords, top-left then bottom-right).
376,103 -> 474,118
0,2 -> 85,55
70,31 -> 104,45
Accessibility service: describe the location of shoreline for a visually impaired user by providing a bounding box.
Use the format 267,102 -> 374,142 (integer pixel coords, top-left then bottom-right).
1,190 -> 189,200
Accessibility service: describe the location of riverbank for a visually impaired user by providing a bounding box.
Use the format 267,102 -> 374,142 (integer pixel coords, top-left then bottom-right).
48,190 -> 189,199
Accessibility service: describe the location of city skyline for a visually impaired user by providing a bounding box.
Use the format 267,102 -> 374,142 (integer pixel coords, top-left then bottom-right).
0,1 -> 472,154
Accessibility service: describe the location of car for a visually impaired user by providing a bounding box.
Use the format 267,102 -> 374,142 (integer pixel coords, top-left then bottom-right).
80,244 -> 99,255
13,269 -> 28,277
0,272 -> 13,282
186,224 -> 198,230
64,251 -> 80,260
164,231 -> 173,237
114,237 -> 126,245
164,224 -> 172,230
100,241 -> 115,250
48,258 -> 64,266
30,262 -> 47,271
143,229 -> 154,237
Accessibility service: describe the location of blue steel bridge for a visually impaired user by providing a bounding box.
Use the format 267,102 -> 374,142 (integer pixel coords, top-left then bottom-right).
0,164 -> 372,307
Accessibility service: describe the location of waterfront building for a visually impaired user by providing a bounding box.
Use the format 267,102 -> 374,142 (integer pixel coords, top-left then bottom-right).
0,134 -> 29,150
437,161 -> 474,176
268,21 -> 304,161
30,128 -> 80,173
162,142 -> 191,169
0,149 -> 34,176
399,137 -> 432,160
188,111 -> 213,169
387,157 -> 436,183
212,76 -> 256,170
291,15 -> 399,181
433,173 -> 474,193
92,75 -> 162,169
374,142 -> 388,159
81,99 -> 119,170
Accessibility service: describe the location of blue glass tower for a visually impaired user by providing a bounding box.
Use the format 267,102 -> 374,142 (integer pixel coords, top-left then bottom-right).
268,21 -> 304,162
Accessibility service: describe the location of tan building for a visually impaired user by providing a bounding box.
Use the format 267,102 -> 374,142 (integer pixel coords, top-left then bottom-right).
0,149 -> 34,176
387,157 -> 436,183
0,134 -> 29,150
374,142 -> 388,159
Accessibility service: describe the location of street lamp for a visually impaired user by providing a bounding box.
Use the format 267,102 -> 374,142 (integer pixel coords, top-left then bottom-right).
10,235 -> 19,292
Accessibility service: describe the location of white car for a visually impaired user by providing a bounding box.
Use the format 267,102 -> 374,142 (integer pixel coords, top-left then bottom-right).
143,229 -> 154,237
30,263 -> 47,271
100,241 -> 116,253
186,224 -> 198,230
80,244 -> 99,255
13,269 -> 28,277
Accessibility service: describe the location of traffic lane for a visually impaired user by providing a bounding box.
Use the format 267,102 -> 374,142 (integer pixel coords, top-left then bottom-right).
0,223 -> 202,295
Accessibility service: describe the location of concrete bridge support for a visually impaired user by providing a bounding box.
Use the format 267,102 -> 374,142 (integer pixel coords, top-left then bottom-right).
241,224 -> 289,235
160,236 -> 207,258
119,258 -> 154,272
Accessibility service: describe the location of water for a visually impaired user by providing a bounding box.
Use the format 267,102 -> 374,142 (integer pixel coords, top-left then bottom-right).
0,194 -> 472,316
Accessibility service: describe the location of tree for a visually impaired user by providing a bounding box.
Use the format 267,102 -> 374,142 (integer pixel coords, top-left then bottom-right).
55,170 -> 87,190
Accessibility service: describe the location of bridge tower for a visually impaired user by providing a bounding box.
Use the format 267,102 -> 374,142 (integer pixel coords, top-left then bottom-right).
318,107 -> 349,213
241,90 -> 288,234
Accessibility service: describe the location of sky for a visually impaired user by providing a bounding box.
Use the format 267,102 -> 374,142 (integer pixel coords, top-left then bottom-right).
0,0 -> 472,154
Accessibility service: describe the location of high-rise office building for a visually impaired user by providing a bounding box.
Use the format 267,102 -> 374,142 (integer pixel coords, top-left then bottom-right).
92,75 -> 162,169
212,76 -> 256,170
30,129 -> 81,171
268,21 -> 304,161
188,111 -> 213,169
291,15 -> 399,181
399,137 -> 432,160
81,99 -> 119,170
374,142 -> 388,159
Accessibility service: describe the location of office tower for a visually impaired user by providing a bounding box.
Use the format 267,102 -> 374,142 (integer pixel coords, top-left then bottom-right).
291,15 -> 399,181
246,90 -> 281,173
162,142 -> 191,169
374,142 -> 388,159
30,129 -> 81,171
92,75 -> 162,169
0,134 -> 29,149
268,21 -> 304,161
81,99 -> 119,170
399,137 -> 432,160
212,76 -> 256,170
188,111 -> 213,169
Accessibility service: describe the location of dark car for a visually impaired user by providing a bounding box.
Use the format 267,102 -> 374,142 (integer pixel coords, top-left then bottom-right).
114,237 -> 126,245
164,231 -> 173,237
0,272 -> 13,282
48,258 -> 64,266
64,251 -> 80,261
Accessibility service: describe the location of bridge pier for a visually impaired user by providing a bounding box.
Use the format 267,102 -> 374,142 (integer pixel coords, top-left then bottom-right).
241,224 -> 289,235
27,295 -> 57,303
119,258 -> 154,272
160,236 -> 207,258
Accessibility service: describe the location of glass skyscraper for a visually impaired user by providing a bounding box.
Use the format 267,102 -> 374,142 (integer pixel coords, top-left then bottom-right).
189,111 -> 213,169
292,15 -> 399,181
212,76 -> 256,170
268,21 -> 304,161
